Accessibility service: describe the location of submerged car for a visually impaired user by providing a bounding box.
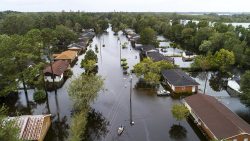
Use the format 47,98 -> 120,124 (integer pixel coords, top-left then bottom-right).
157,90 -> 170,96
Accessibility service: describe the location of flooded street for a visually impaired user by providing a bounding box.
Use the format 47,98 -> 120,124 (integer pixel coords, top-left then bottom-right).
2,25 -> 250,141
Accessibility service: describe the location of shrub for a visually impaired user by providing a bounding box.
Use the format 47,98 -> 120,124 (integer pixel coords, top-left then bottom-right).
65,69 -> 73,77
33,90 -> 46,102
123,65 -> 129,70
121,58 -> 127,62
121,62 -> 128,66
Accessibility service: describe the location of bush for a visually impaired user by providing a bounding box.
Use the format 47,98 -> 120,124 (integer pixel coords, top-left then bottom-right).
121,62 -> 128,66
65,69 -> 73,77
121,58 -> 127,61
33,90 -> 46,102
123,65 -> 129,70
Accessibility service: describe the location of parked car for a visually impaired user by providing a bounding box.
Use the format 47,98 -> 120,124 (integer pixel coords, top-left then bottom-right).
157,90 -> 170,96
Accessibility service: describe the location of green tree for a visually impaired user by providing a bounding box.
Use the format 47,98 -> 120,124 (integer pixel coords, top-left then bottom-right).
171,104 -> 189,124
68,74 -> 104,141
0,105 -> 21,141
240,71 -> 250,107
133,58 -> 173,85
81,50 -> 98,67
140,27 -> 158,46
82,60 -> 96,74
213,49 -> 235,72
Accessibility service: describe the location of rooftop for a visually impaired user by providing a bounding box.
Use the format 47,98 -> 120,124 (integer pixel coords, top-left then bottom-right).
184,94 -> 250,140
43,60 -> 69,76
7,115 -> 51,141
147,51 -> 173,63
54,50 -> 77,61
161,69 -> 199,86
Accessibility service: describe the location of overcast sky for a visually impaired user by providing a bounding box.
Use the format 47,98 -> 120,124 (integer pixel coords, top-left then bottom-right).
1,0 -> 250,12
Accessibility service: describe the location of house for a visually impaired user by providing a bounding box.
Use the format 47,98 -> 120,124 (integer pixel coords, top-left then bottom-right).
146,51 -> 174,64
182,51 -> 196,61
43,60 -> 70,86
184,94 -> 250,141
53,50 -> 78,64
68,42 -> 87,54
7,114 -> 51,141
161,69 -> 199,93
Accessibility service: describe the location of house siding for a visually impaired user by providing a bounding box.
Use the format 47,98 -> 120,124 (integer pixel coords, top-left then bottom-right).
173,86 -> 198,93
227,134 -> 250,141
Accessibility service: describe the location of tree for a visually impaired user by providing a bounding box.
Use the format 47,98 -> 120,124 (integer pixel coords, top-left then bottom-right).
54,25 -> 77,50
0,105 -> 21,141
82,60 -> 96,74
240,71 -> 250,107
133,58 -> 173,85
81,50 -> 98,68
68,74 -> 104,141
171,104 -> 189,123
213,49 -> 235,72
140,27 -> 158,46
199,40 -> 213,53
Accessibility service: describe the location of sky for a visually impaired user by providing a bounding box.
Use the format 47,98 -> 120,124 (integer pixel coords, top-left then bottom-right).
1,0 -> 250,12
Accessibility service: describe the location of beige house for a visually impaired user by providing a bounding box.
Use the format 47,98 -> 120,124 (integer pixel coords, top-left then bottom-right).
8,114 -> 51,141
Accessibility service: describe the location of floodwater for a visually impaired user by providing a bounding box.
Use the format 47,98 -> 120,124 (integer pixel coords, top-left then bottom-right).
157,35 -> 193,68
1,25 -> 249,141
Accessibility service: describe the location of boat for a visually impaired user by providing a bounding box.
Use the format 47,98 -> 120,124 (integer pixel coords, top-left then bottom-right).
117,125 -> 124,135
157,90 -> 170,96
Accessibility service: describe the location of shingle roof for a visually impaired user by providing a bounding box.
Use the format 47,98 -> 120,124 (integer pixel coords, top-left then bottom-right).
147,52 -> 174,63
54,50 -> 77,61
8,115 -> 51,141
43,60 -> 69,76
161,69 -> 199,86
184,94 -> 250,140
140,45 -> 156,52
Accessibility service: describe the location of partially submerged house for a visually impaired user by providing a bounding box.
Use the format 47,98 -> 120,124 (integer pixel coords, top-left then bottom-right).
53,50 -> 78,64
139,45 -> 157,56
7,114 -> 51,141
67,42 -> 87,54
146,51 -> 174,64
184,94 -> 250,141
182,51 -> 196,61
43,60 -> 70,87
161,69 -> 199,93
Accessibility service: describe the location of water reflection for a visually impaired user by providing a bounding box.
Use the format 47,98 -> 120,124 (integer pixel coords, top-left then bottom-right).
169,124 -> 187,140
84,109 -> 109,141
45,115 -> 69,141
209,72 -> 227,92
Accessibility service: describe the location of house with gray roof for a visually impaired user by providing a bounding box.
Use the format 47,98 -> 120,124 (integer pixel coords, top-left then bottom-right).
161,69 -> 199,93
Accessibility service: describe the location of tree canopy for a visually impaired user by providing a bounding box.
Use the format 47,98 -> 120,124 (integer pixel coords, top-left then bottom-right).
133,58 -> 173,85
240,71 -> 250,107
171,104 -> 189,122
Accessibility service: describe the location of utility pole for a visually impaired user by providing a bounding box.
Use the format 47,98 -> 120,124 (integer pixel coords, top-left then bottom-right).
120,42 -> 122,63
129,75 -> 134,126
